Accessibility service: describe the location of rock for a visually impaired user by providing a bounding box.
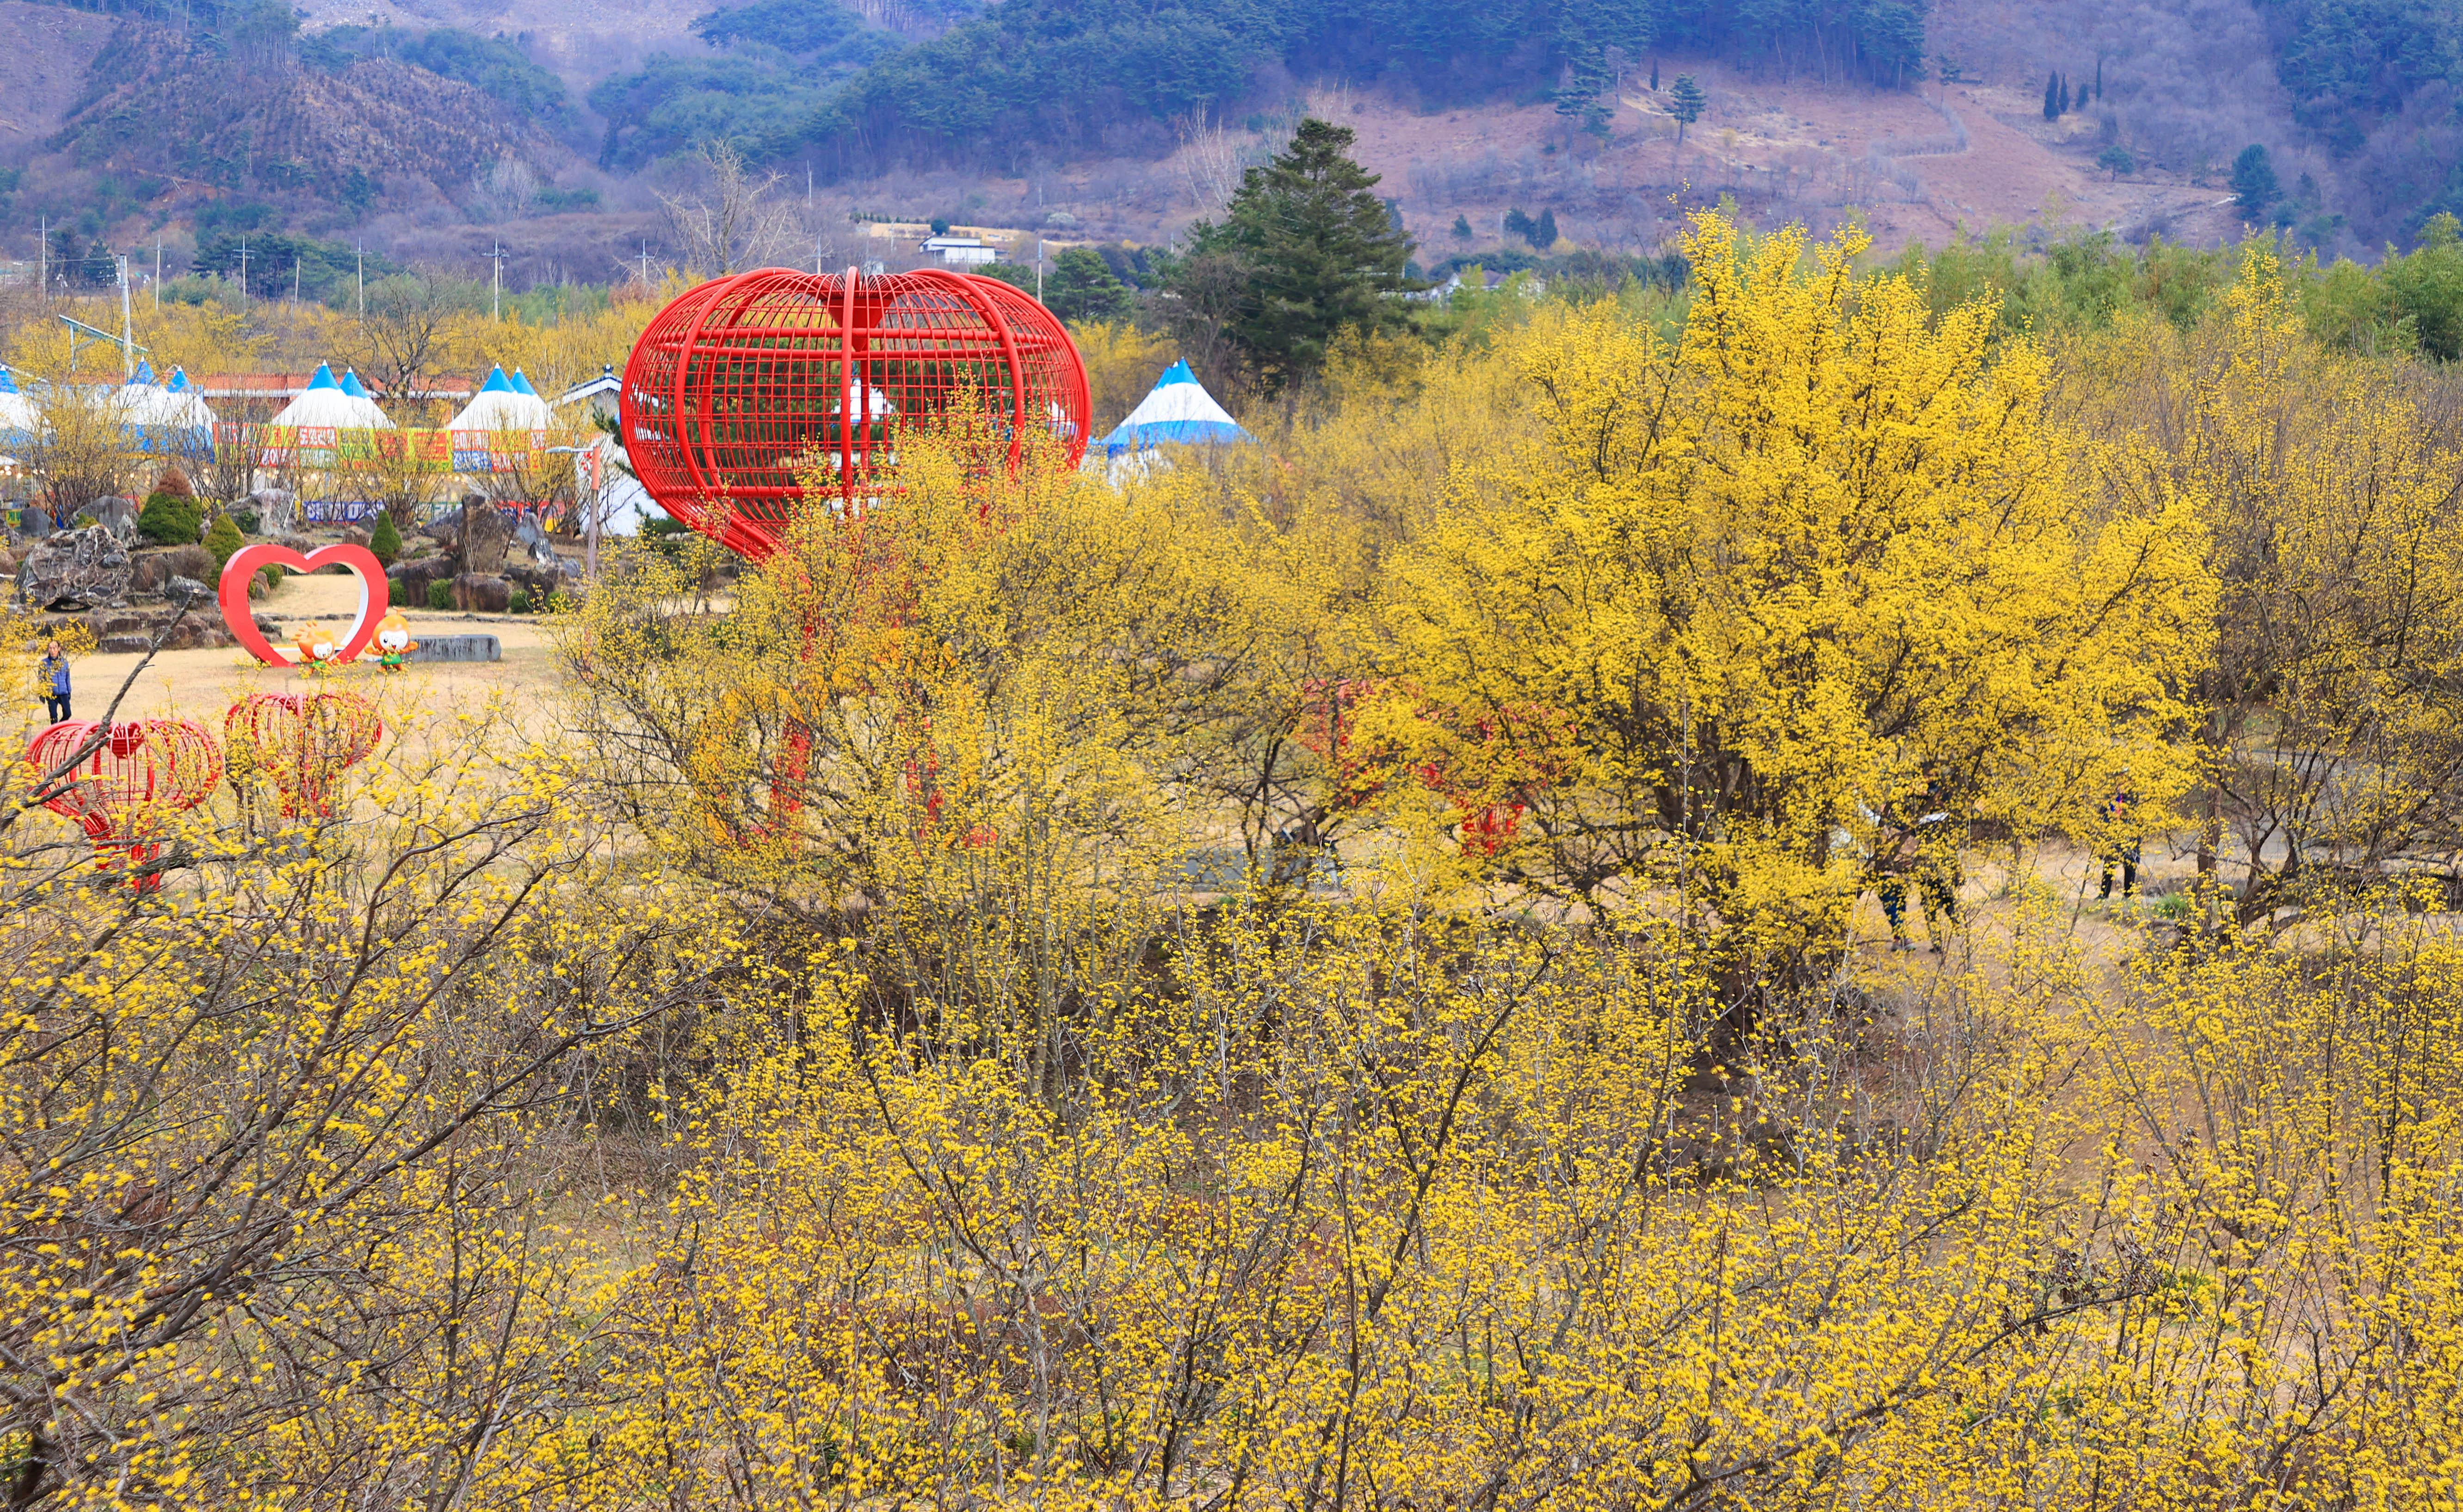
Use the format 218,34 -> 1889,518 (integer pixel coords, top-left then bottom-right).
338,526 -> 370,549
165,576 -> 210,608
410,633 -> 501,663
459,494 -> 512,575
97,634 -> 151,654
249,488 -> 297,537
451,573 -> 511,614
505,563 -> 568,602
19,526 -> 134,611
388,554 -> 458,603
17,508 -> 51,540
90,497 -> 137,539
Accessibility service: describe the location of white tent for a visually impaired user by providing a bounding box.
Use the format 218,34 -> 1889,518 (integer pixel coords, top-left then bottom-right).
123,364 -> 216,450
1096,361 -> 1252,453
0,367 -> 42,436
448,365 -> 553,431
268,363 -> 392,429
158,367 -> 218,430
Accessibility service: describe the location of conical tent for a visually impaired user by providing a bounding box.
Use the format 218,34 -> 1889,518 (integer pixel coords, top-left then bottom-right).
510,369 -> 540,397
339,369 -> 374,399
448,364 -> 552,431
1097,361 -> 1252,452
0,367 -> 37,436
267,363 -> 392,429
151,366 -> 217,433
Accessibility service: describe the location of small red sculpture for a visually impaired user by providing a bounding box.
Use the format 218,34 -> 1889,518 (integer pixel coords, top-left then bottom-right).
224,691 -> 384,818
25,719 -> 224,890
622,266 -> 1090,559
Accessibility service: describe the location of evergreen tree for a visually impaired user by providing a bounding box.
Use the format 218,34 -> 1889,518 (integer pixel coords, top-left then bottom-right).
2043,73 -> 2059,120
1533,208 -> 1559,249
2094,57 -> 2103,100
1649,59 -> 1658,90
2057,74 -> 2070,114
1043,246 -> 1133,322
1173,117 -> 1417,396
2231,144 -> 2281,215
1452,213 -> 1473,240
204,513 -> 246,571
1668,74 -> 1706,142
368,510 -> 403,567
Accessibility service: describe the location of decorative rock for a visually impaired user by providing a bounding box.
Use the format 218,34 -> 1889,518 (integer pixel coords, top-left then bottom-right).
451,573 -> 511,614
18,526 -> 134,610
410,633 -> 500,663
338,525 -> 371,549
98,634 -> 151,654
17,508 -> 51,541
459,494 -> 512,575
387,554 -> 458,602
165,575 -> 210,608
90,497 -> 138,539
249,488 -> 297,537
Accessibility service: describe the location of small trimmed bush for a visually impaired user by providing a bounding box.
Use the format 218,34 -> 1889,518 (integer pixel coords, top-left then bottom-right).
259,565 -> 284,593
427,580 -> 454,611
369,511 -> 402,566
204,513 -> 245,570
390,578 -> 409,607
137,492 -> 205,546
508,587 -> 531,614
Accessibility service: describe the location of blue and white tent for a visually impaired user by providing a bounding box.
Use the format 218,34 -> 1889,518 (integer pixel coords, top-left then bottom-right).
449,364 -> 552,431
0,367 -> 37,437
1096,361 -> 1251,454
509,369 -> 541,398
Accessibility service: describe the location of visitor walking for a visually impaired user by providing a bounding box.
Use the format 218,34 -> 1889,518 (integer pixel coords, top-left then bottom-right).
2098,787 -> 2141,899
35,639 -> 70,723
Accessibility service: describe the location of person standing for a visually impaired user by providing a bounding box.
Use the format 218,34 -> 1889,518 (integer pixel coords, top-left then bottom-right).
2098,787 -> 2141,899
35,639 -> 69,724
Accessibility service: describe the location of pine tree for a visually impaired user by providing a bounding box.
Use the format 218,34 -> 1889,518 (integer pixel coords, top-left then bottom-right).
369,510 -> 403,567
2231,144 -> 2281,216
2043,73 -> 2060,121
1669,74 -> 1707,143
2094,58 -> 2103,100
204,513 -> 245,571
1533,208 -> 1559,250
1452,213 -> 1473,240
1649,60 -> 1659,90
1173,118 -> 1417,396
1043,247 -> 1132,323
2057,74 -> 2071,115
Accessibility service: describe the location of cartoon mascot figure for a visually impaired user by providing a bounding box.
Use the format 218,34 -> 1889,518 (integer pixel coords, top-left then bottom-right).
374,611 -> 418,673
292,621 -> 340,677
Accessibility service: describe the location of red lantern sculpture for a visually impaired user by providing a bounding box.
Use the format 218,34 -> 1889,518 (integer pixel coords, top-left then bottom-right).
224,691 -> 384,818
25,719 -> 224,890
621,266 -> 1090,559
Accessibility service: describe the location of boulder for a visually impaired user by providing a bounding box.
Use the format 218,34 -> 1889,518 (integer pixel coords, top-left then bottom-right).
388,554 -> 458,602
459,494 -> 512,575
165,575 -> 210,609
90,497 -> 138,539
451,573 -> 511,614
505,563 -> 567,602
411,634 -> 500,664
248,488 -> 297,537
17,508 -> 51,541
337,525 -> 371,549
19,526 -> 134,610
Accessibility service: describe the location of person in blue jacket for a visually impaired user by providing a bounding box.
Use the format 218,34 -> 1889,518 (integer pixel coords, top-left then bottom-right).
36,639 -> 69,723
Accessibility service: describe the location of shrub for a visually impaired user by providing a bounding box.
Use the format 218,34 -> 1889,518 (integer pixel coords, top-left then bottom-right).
204,513 -> 246,570
390,578 -> 409,607
259,565 -> 283,593
369,511 -> 403,567
137,492 -> 206,546
149,465 -> 195,499
508,587 -> 531,614
427,579 -> 454,611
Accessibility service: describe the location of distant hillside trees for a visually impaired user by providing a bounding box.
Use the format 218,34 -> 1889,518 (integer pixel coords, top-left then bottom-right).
2232,144 -> 2281,217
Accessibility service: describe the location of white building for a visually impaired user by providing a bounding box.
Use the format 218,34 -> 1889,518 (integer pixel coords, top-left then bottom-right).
919,235 -> 997,266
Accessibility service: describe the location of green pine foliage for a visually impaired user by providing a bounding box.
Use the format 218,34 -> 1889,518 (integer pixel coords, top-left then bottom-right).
204,513 -> 246,570
369,511 -> 403,567
428,580 -> 455,611
1042,248 -> 1133,323
1169,118 -> 1418,396
136,492 -> 205,547
2233,145 -> 2282,215
1669,74 -> 1707,141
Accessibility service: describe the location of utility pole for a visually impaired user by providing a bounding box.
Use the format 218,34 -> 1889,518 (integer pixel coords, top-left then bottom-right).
154,238 -> 161,311
119,255 -> 134,380
356,243 -> 364,318
37,217 -> 44,293
293,257 -> 301,303
639,241 -> 650,287
237,238 -> 250,309
490,240 -> 505,320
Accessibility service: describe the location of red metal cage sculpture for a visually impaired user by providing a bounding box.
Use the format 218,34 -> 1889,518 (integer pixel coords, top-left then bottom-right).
225,691 -> 385,819
26,719 -> 224,890
620,266 -> 1090,559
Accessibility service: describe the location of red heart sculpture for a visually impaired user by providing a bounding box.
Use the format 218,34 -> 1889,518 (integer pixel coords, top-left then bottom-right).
218,543 -> 389,667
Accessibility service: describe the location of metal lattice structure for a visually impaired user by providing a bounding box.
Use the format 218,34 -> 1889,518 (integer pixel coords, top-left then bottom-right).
26,719 -> 224,889
621,267 -> 1090,559
224,692 -> 385,819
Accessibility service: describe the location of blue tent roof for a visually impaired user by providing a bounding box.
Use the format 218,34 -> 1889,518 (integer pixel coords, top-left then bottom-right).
128,359 -> 158,387
165,367 -> 191,393
306,362 -> 340,391
0,367 -> 19,396
1097,360 -> 1252,450
479,364 -> 514,394
340,369 -> 372,398
510,369 -> 540,397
